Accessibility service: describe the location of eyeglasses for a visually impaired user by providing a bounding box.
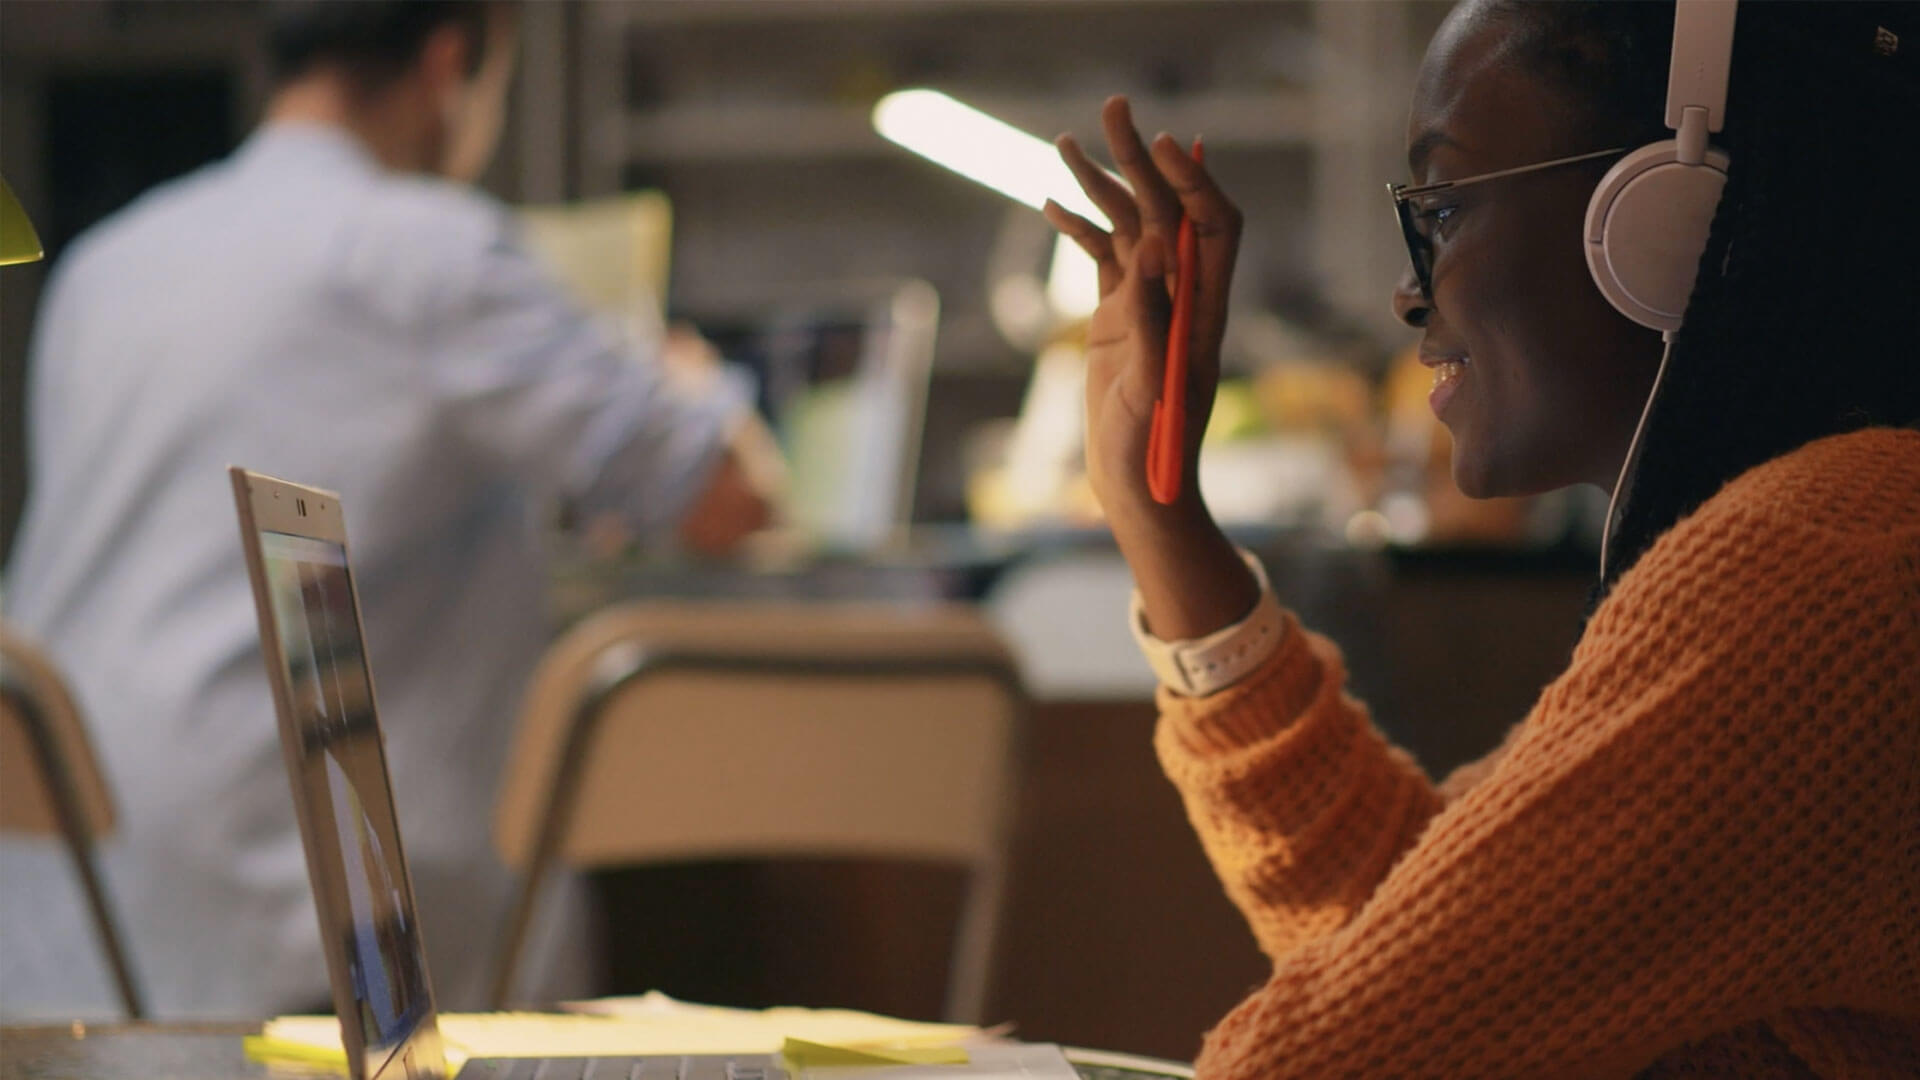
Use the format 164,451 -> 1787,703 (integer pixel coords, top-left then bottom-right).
1388,146 -> 1628,302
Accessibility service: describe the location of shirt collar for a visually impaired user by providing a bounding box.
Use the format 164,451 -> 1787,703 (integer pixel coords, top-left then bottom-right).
236,123 -> 384,178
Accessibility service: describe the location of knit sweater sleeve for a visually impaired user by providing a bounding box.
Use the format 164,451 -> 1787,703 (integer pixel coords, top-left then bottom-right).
1152,619 -> 1448,964
1156,436 -> 1920,1077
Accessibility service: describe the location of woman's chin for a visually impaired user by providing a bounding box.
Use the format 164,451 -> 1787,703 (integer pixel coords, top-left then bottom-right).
1447,444 -> 1499,500
1447,441 -> 1526,500
1449,440 -> 1575,501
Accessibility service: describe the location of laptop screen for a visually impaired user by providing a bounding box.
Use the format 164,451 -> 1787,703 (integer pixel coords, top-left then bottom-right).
258,530 -> 433,1070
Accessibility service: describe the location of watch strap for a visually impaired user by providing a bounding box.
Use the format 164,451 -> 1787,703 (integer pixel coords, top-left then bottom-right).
1130,547 -> 1285,697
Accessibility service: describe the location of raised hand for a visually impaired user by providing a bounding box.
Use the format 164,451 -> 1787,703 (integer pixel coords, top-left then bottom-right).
1044,97 -> 1243,521
1043,96 -> 1260,641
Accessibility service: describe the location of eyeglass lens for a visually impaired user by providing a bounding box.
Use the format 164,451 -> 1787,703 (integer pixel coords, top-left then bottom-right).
1393,193 -> 1435,302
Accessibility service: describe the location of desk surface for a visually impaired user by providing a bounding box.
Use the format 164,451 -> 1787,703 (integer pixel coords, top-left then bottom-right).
1,1022 -> 264,1080
0,1024 -> 1193,1080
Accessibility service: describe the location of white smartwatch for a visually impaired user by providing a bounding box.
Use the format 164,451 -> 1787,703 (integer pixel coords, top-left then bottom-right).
1129,547 -> 1286,698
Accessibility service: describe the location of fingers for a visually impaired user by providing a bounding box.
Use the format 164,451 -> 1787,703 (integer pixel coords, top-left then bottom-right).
1100,97 -> 1184,248
1042,199 -> 1122,296
1056,94 -> 1242,395
1085,231 -> 1173,421
1149,137 -> 1242,381
1132,226 -> 1170,283
1151,137 -> 1239,244
1120,232 -> 1174,411
1055,134 -> 1139,244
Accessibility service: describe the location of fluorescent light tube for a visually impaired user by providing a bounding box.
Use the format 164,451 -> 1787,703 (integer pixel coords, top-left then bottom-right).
873,88 -> 1113,228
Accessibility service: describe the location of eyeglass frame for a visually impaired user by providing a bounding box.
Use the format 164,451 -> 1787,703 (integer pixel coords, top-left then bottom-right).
1388,146 -> 1630,303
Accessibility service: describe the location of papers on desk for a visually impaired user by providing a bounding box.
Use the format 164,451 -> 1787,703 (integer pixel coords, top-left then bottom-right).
781,1037 -> 969,1067
249,991 -> 978,1072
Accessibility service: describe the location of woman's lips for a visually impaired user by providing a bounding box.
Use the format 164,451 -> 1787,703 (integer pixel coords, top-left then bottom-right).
1427,357 -> 1468,418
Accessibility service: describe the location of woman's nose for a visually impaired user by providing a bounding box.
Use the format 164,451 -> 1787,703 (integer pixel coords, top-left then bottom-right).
1392,266 -> 1430,329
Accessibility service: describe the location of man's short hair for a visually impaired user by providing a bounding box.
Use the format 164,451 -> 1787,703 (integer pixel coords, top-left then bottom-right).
265,1 -> 492,91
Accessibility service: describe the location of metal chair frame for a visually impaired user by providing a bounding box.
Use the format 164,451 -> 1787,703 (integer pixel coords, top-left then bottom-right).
486,645 -> 1028,1023
0,670 -> 146,1018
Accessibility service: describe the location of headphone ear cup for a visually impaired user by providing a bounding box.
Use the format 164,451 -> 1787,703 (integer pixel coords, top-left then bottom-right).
1584,140 -> 1731,333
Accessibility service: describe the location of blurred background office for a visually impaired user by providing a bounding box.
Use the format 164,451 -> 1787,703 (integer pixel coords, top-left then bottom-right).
0,0 -> 1607,1061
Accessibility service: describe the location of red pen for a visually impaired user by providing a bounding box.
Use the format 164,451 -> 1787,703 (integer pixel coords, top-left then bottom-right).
1147,138 -> 1204,505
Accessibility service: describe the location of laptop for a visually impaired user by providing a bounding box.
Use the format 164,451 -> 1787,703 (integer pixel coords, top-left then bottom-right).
228,467 -> 1081,1080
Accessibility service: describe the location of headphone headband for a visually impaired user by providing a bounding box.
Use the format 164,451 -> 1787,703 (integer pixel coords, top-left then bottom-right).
1586,0 -> 1738,333
1597,0 -> 1739,579
1666,0 -> 1739,135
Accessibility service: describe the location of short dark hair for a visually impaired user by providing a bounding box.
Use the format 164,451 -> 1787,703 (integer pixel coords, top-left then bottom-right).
1496,1 -> 1920,598
265,1 -> 492,91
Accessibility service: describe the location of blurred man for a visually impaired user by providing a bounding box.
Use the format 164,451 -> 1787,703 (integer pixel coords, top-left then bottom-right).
2,1 -> 773,1017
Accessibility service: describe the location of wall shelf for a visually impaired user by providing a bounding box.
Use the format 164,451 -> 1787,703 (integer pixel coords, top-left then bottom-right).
607,91 -> 1315,163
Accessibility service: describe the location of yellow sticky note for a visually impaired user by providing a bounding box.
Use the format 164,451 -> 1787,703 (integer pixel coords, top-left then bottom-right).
781,1037 -> 970,1067
242,1033 -> 351,1070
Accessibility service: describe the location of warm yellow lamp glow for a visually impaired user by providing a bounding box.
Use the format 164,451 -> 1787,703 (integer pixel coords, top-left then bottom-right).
1,176 -> 45,266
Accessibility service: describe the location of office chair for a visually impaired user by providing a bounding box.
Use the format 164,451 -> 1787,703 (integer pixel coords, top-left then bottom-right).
0,622 -> 145,1018
488,603 -> 1026,1023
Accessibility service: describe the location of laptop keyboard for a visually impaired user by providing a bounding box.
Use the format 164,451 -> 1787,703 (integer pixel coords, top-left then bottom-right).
459,1057 -> 788,1080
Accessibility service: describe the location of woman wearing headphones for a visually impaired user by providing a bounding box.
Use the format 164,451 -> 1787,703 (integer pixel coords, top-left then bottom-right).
1045,1 -> 1918,1075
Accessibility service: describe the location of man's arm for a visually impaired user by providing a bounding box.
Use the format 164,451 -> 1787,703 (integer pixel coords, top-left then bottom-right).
388,193 -> 779,549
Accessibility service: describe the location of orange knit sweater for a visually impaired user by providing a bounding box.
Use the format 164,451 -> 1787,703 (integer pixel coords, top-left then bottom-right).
1156,427 -> 1920,1078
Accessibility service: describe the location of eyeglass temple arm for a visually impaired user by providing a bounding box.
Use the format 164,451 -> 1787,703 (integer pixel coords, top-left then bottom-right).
1393,146 -> 1630,202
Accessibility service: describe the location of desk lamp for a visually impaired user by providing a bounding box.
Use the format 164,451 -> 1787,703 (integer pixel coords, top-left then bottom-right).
1,175 -> 44,266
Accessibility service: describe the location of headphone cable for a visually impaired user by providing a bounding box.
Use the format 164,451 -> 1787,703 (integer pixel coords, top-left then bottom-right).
1600,330 -> 1677,582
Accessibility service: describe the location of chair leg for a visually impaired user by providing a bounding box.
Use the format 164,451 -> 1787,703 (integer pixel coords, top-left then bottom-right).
9,687 -> 146,1019
62,842 -> 146,1019
491,684 -> 608,1009
487,867 -> 546,1010
943,854 -> 1007,1026
945,689 -> 1024,1026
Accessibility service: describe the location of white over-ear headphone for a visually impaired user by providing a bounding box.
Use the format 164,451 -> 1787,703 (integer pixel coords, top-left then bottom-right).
1596,0 -> 1737,580
1585,0 -> 1738,333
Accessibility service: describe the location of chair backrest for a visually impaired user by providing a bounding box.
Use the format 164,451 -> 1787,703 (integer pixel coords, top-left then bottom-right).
489,602 -> 1026,1020
0,623 -> 115,840
0,620 -> 145,1018
496,602 -> 1021,867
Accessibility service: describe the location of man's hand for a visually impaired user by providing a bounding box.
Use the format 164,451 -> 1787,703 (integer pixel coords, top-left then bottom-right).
676,412 -> 785,555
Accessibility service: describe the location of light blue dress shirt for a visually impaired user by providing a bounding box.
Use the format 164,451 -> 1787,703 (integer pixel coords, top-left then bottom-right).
2,126 -> 745,1018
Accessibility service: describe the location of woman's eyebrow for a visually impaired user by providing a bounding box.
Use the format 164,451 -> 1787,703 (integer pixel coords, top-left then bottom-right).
1408,129 -> 1463,177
